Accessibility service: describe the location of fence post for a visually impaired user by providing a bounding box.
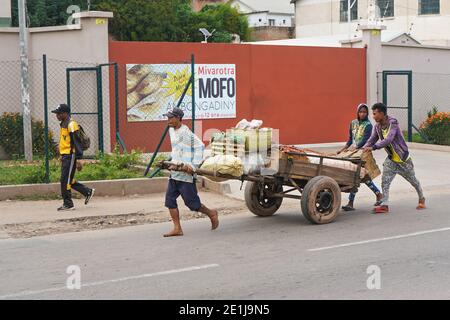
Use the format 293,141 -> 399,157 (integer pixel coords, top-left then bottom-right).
113,63 -> 127,152
144,125 -> 169,176
407,71 -> 413,142
66,70 -> 71,109
191,54 -> 195,133
43,54 -> 50,183
96,66 -> 104,154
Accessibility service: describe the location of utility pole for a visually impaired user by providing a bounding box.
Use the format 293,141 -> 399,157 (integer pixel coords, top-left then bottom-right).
18,0 -> 33,161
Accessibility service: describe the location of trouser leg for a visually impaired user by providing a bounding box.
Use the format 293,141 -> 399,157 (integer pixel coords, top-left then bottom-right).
381,158 -> 398,206
397,159 -> 424,200
61,154 -> 74,207
365,180 -> 381,195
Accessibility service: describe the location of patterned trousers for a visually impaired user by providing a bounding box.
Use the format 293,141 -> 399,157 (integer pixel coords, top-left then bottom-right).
381,157 -> 424,206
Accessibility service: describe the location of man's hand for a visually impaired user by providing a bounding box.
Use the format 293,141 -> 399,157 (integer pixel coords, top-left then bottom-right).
363,146 -> 373,152
347,146 -> 356,152
183,165 -> 194,175
76,161 -> 83,171
337,148 -> 347,155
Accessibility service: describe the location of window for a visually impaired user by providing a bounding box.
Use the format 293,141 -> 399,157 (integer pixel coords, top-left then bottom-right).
269,19 -> 275,26
340,0 -> 358,22
377,0 -> 394,18
419,0 -> 440,15
283,19 -> 286,24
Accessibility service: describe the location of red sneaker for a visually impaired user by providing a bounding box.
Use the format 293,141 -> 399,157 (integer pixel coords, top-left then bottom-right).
372,205 -> 389,214
417,198 -> 426,210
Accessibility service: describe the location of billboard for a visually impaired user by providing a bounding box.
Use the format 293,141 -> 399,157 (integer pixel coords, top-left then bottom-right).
126,64 -> 236,122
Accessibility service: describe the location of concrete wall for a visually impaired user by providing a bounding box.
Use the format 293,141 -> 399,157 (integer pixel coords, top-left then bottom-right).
247,12 -> 294,28
250,26 -> 294,41
293,0 -> 450,46
109,41 -> 366,152
380,43 -> 450,128
0,12 -> 113,159
0,0 -> 11,27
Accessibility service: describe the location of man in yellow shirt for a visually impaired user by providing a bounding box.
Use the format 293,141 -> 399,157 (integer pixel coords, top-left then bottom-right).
52,104 -> 94,211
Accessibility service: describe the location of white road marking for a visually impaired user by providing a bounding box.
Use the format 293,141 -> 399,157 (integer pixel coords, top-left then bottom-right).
0,263 -> 219,299
308,227 -> 450,252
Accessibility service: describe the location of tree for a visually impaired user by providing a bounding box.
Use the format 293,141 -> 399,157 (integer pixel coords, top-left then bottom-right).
10,0 -> 250,43
11,0 -> 88,27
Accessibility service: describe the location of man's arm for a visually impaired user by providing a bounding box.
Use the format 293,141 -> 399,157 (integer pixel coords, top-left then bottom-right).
182,131 -> 204,174
372,122 -> 397,150
337,123 -> 353,154
363,126 -> 379,149
69,121 -> 83,159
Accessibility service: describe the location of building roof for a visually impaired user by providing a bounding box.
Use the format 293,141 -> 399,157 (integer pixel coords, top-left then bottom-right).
247,31 -> 421,47
231,0 -> 294,14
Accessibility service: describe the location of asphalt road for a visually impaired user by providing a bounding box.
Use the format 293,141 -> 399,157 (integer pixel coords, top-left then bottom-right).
1,185 -> 449,300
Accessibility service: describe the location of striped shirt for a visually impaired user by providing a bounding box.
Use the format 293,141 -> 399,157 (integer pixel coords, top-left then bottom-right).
169,124 -> 204,183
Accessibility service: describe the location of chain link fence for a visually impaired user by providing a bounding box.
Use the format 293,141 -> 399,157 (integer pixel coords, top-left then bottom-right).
0,56 -> 111,184
377,71 -> 450,141
117,58 -> 196,176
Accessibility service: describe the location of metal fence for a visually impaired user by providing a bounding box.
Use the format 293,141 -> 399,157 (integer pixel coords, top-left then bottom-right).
0,56 -> 112,183
377,71 -> 450,140
114,56 -> 197,177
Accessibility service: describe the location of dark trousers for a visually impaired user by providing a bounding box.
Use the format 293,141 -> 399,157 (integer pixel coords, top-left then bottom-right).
61,154 -> 90,206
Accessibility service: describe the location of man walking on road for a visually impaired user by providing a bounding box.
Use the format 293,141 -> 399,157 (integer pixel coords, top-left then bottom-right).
52,104 -> 94,211
163,107 -> 219,237
363,103 -> 426,213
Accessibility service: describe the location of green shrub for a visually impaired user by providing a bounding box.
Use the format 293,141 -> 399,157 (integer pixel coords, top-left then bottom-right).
96,145 -> 144,169
420,107 -> 450,145
0,112 -> 58,159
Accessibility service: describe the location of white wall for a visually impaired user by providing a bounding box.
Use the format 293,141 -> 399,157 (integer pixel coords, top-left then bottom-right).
294,0 -> 450,46
0,12 -> 113,156
380,44 -> 450,127
247,12 -> 293,27
0,0 -> 11,17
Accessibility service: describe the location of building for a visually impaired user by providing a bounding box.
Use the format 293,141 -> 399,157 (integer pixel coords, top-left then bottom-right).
0,0 -> 11,27
230,0 -> 295,28
229,0 -> 295,41
191,0 -> 227,12
292,0 -> 450,46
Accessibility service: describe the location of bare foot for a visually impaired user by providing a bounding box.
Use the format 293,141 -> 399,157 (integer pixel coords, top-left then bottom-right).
209,210 -> 219,230
163,229 -> 184,237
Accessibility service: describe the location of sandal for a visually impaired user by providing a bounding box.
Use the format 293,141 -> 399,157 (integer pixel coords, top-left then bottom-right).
342,205 -> 355,211
374,193 -> 383,206
417,198 -> 426,210
372,205 -> 389,214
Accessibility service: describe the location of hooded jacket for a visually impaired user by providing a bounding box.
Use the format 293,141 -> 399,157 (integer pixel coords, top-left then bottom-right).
364,116 -> 410,162
346,104 -> 373,149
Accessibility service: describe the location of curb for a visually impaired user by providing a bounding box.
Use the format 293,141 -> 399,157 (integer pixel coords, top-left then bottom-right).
0,177 -> 169,201
0,176 -> 232,201
407,142 -> 450,153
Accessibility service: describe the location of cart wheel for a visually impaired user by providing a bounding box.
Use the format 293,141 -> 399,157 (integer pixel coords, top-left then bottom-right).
245,181 -> 283,217
301,176 -> 341,224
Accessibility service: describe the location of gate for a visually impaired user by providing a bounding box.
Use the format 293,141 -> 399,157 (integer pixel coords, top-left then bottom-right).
382,70 -> 412,142
66,66 -> 104,156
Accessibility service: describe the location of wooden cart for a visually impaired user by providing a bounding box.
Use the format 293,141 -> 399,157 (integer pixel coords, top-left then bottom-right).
159,152 -> 366,224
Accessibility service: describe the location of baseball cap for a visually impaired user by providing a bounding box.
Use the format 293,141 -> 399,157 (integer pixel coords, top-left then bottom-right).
163,107 -> 184,119
51,104 -> 70,114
